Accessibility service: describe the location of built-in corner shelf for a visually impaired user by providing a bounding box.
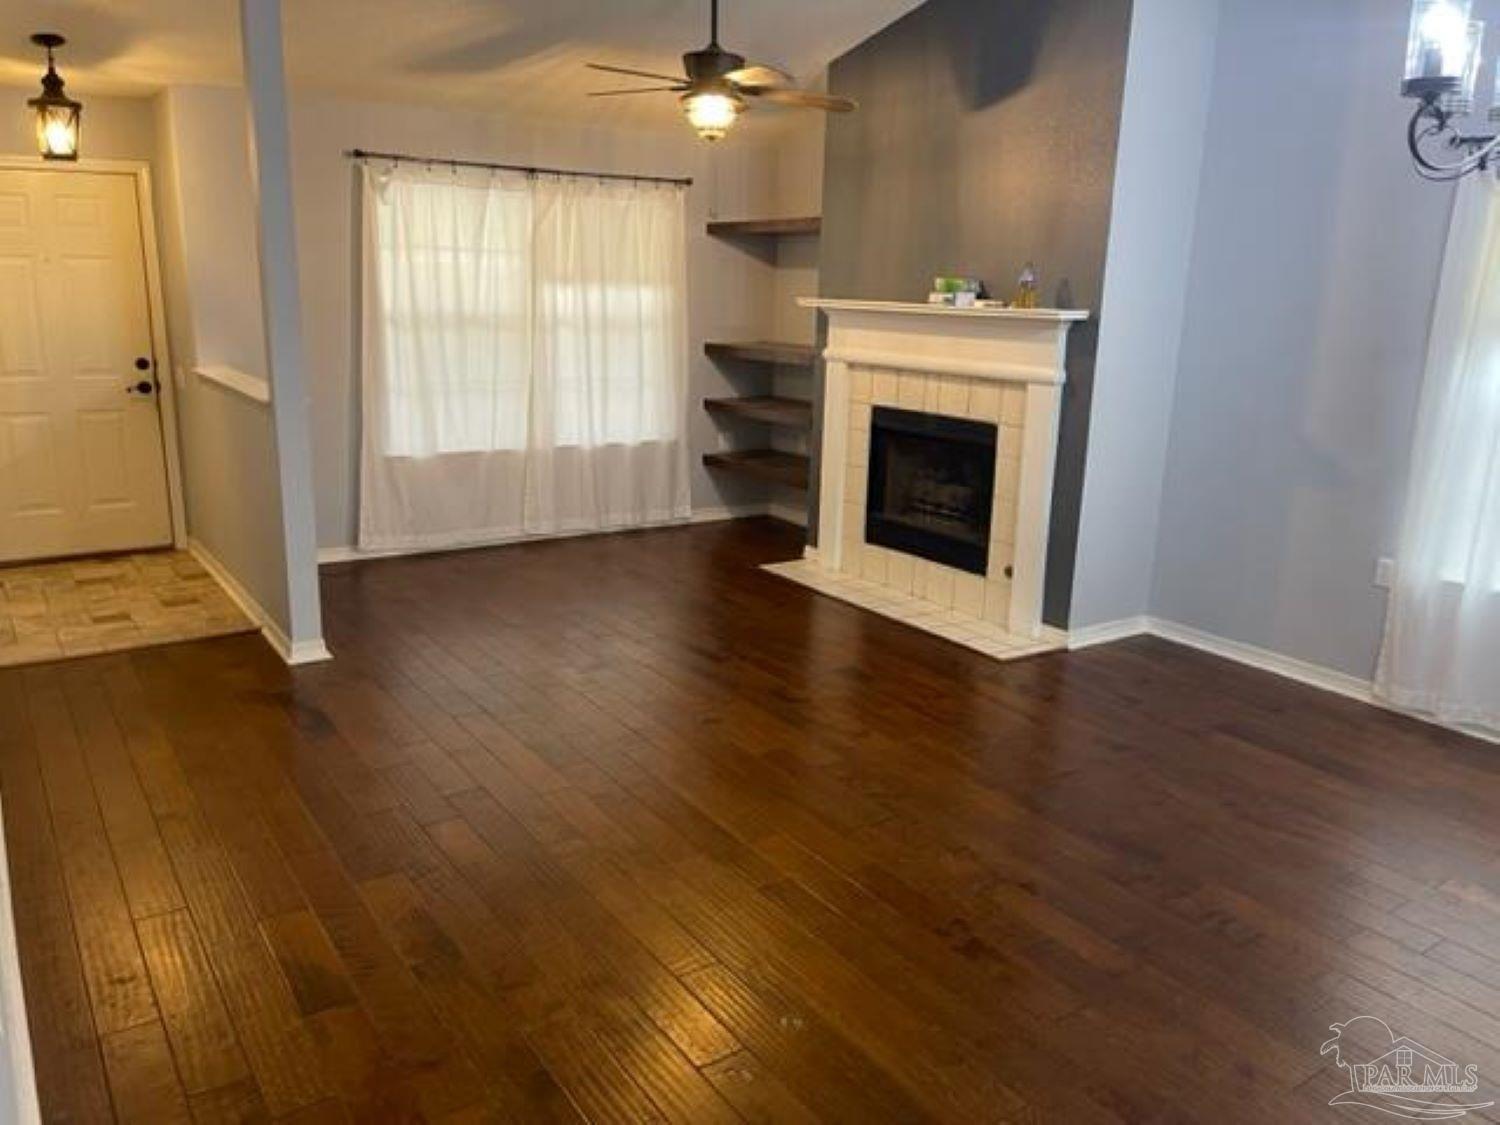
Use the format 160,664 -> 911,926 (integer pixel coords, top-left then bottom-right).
704,340 -> 817,368
703,395 -> 813,430
700,219 -> 821,505
703,450 -> 810,491
707,216 -> 822,238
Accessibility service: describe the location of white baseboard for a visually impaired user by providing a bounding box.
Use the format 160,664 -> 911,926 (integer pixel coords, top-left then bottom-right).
1067,616 -> 1152,651
0,804 -> 40,1125
188,538 -> 332,667
1066,614 -> 1373,703
317,504 -> 794,566
281,638 -> 334,665
1073,614 -> 1500,744
767,501 -> 809,528
1146,617 -> 1373,703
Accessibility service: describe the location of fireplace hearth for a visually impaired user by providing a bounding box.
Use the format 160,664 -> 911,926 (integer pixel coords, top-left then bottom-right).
865,407 -> 997,576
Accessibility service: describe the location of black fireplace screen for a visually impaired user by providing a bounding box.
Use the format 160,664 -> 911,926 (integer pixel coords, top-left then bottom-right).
865,407 -> 997,576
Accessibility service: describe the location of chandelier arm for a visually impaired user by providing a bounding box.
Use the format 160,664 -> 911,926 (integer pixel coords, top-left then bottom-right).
1407,103 -> 1500,178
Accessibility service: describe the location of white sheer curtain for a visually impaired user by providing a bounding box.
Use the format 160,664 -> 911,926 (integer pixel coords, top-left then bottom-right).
1376,174 -> 1500,731
358,162 -> 690,550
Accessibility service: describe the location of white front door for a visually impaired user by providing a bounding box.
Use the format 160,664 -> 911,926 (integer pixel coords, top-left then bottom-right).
0,168 -> 172,564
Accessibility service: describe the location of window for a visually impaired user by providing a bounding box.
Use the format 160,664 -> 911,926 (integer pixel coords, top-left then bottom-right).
358,162 -> 691,551
372,177 -> 532,455
1376,175 -> 1500,730
366,168 -> 685,458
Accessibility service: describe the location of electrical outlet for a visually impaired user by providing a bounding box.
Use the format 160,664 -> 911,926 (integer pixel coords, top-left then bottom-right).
1374,557 -> 1395,590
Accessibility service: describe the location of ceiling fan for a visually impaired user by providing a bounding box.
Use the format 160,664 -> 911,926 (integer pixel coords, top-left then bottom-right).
586,0 -> 857,141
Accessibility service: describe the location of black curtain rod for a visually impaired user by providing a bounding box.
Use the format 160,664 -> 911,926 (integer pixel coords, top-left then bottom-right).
345,148 -> 692,187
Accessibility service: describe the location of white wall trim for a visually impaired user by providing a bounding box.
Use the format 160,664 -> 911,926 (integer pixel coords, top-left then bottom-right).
1067,615 -> 1153,650
316,504 -> 795,565
1068,614 -> 1371,700
1073,614 -> 1500,746
0,803 -> 41,1125
822,347 -> 1061,385
1146,617 -> 1373,703
193,364 -> 271,405
189,537 -> 332,665
768,501 -> 809,528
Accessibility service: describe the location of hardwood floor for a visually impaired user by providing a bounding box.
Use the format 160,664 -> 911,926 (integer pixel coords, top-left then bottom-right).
5,517 -> 1500,1122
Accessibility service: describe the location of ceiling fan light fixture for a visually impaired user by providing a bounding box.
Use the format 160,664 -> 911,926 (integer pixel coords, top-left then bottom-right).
682,89 -> 743,142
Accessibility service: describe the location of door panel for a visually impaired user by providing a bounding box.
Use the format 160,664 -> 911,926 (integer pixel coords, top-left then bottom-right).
0,169 -> 172,562
0,259 -> 44,375
1,414 -> 64,517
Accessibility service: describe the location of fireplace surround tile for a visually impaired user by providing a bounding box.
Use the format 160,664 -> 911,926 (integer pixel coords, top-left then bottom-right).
847,363 -> 1019,614
970,382 -> 1001,420
887,550 -> 915,595
953,572 -> 987,618
939,377 -> 970,417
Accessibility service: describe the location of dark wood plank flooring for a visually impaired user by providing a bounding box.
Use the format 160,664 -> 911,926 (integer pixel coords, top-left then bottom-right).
6,518 -> 1500,1122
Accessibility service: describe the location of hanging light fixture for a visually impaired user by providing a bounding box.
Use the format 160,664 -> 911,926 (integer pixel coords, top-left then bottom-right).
681,87 -> 743,142
1400,1 -> 1500,180
28,33 -> 82,162
679,1 -> 743,142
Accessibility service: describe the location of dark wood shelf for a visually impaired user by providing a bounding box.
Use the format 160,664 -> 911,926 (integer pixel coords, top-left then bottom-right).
707,216 -> 822,238
704,340 -> 817,368
703,450 -> 810,490
704,395 -> 813,430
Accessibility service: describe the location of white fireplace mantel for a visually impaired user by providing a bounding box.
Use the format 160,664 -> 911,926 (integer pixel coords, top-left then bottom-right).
802,298 -> 1087,385
798,298 -> 1088,641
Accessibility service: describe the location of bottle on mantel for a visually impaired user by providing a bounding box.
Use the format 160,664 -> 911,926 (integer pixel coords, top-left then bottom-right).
1014,262 -> 1039,310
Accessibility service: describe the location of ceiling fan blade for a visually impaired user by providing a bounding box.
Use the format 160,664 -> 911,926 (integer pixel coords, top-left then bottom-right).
589,86 -> 688,97
745,88 -> 858,113
725,64 -> 793,90
587,62 -> 687,84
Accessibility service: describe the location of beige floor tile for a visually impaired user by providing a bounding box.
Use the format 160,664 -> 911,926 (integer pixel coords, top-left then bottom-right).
0,549 -> 255,669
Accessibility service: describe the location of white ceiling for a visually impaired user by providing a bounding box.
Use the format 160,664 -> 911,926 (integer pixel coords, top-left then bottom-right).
0,0 -> 921,126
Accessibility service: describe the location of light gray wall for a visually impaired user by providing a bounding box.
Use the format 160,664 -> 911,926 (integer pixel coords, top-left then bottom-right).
152,86 -> 292,631
1069,0 -> 1219,630
1150,0 -> 1464,678
287,93 -> 790,551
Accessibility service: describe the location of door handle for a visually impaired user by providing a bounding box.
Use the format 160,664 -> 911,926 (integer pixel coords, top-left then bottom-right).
126,379 -> 156,396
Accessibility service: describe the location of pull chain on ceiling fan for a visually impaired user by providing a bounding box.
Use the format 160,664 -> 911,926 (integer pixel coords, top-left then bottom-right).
586,0 -> 857,141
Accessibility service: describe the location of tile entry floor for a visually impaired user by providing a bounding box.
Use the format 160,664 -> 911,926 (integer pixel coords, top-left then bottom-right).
0,549 -> 255,667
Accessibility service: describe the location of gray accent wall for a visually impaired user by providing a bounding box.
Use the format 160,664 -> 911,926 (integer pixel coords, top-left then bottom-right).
818,0 -> 1133,625
1150,0 -> 1466,679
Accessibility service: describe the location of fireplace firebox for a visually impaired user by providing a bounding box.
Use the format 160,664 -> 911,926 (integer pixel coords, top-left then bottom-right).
865,407 -> 997,576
